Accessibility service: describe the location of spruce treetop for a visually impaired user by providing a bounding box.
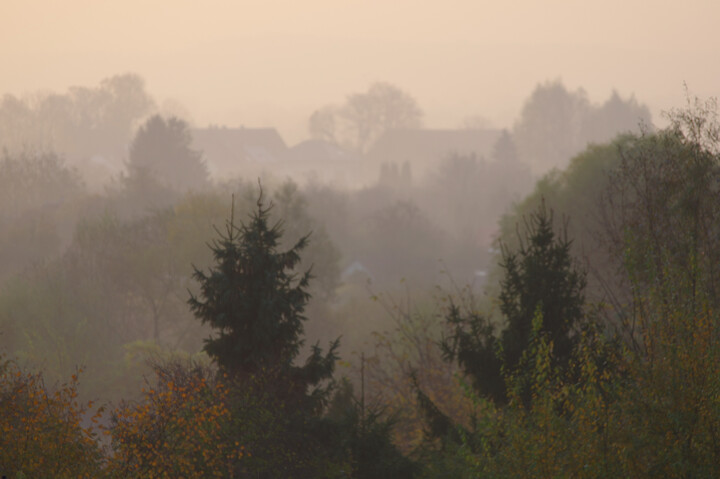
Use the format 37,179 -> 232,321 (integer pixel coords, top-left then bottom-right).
443,199 -> 586,405
188,193 -> 312,379
499,199 -> 586,373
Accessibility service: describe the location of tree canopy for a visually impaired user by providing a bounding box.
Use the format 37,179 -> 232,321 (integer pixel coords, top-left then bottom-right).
309,82 -> 423,153
513,80 -> 651,175
188,192 -> 337,409
127,115 -> 209,193
443,200 -> 586,405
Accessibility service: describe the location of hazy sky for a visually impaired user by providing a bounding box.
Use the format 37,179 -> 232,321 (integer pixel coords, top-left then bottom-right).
1,0 -> 718,143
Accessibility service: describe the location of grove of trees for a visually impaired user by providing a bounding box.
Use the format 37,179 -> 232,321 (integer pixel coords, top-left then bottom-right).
0,74 -> 155,185
2,73 -> 718,478
309,82 -> 424,153
513,80 -> 651,175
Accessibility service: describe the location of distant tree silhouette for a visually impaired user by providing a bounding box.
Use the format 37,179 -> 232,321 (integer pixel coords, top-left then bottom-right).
0,73 -> 154,163
513,81 -> 590,175
492,129 -> 518,164
582,90 -> 651,145
127,115 -> 208,193
513,80 -> 651,175
0,150 -> 85,282
308,106 -> 338,143
341,82 -> 423,153
311,83 -> 423,153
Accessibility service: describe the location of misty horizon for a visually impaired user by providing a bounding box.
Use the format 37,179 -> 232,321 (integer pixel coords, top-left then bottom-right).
1,2 -> 719,476
2,1 -> 718,144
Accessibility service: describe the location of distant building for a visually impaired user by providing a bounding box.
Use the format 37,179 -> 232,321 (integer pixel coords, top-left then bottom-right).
191,127 -> 287,178
367,128 -> 502,169
276,139 -> 367,186
282,139 -> 362,164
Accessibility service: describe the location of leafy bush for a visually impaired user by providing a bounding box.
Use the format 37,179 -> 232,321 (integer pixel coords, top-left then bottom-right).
0,356 -> 103,478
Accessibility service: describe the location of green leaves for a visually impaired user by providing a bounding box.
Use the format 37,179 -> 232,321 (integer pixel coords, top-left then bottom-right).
444,200 -> 586,407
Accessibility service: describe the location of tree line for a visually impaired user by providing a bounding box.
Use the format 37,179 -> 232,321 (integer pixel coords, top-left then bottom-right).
2,80 -> 713,477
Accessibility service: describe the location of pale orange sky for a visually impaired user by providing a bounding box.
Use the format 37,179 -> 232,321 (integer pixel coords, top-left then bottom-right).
1,0 -> 718,143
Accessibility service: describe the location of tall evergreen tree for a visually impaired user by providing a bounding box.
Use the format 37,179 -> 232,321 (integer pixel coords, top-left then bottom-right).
188,192 -> 337,408
499,200 -> 586,374
188,191 -> 345,477
443,199 -> 586,405
127,115 -> 209,192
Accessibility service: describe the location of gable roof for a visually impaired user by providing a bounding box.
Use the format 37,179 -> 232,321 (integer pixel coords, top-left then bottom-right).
272,139 -> 366,187
282,139 -> 363,163
191,127 -> 287,177
367,128 -> 501,165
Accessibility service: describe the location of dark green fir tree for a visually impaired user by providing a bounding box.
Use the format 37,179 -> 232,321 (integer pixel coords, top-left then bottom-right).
499,199 -> 586,375
188,191 -> 338,411
443,199 -> 586,405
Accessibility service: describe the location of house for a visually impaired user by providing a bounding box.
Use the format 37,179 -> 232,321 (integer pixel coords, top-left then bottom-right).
191,126 -> 287,179
366,128 -> 502,172
275,139 -> 369,186
282,139 -> 362,164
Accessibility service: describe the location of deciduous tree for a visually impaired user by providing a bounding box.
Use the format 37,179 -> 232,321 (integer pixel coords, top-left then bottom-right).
126,115 -> 209,195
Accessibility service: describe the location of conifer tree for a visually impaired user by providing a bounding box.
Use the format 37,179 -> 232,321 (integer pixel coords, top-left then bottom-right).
188,191 -> 337,408
443,199 -> 586,405
187,191 -> 346,477
499,200 -> 586,374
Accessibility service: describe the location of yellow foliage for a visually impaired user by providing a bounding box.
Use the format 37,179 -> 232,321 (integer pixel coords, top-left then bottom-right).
0,356 -> 103,478
106,364 -> 245,478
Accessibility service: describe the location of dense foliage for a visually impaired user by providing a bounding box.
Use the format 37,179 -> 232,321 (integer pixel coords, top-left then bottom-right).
106,362 -> 242,478
127,115 -> 209,193
2,76 -> 719,478
443,200 -> 586,405
0,357 -> 104,478
188,193 -> 338,398
417,96 -> 720,478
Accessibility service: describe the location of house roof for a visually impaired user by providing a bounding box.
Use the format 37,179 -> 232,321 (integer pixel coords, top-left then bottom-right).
282,139 -> 363,163
367,128 -> 502,165
191,127 -> 287,176
274,139 -> 367,187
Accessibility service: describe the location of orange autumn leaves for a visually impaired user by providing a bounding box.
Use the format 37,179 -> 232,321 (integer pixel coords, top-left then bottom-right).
1,356 -> 247,479
0,357 -> 103,478
106,363 -> 246,478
